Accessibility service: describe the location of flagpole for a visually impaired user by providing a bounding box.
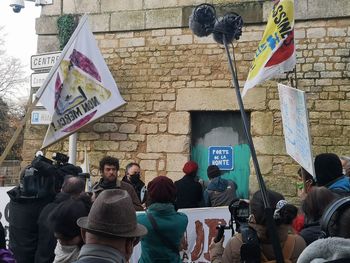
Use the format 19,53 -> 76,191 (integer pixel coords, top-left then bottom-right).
0,96 -> 39,167
222,35 -> 285,263
68,133 -> 77,165
293,66 -> 298,89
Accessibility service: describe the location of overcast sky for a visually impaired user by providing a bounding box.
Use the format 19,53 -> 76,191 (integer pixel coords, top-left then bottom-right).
0,0 -> 40,101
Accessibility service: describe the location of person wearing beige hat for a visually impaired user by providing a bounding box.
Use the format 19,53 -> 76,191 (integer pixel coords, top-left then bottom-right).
75,189 -> 147,263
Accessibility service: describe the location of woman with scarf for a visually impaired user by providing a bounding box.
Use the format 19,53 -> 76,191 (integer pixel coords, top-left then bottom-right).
48,194 -> 91,263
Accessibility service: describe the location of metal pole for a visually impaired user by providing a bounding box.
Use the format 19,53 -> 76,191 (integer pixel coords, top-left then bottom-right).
222,37 -> 269,206
68,133 -> 77,165
222,36 -> 284,263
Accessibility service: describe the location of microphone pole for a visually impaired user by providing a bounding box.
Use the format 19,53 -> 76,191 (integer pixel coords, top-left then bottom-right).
222,35 -> 284,263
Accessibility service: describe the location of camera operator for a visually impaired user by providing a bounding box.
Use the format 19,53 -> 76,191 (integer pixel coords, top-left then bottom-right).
7,152 -> 83,263
209,190 -> 306,263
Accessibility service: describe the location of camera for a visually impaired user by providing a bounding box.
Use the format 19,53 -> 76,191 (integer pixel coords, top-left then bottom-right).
52,152 -> 69,164
229,199 -> 260,263
229,199 -> 250,231
214,199 -> 260,262
9,0 -> 25,13
214,198 -> 249,243
20,152 -> 82,198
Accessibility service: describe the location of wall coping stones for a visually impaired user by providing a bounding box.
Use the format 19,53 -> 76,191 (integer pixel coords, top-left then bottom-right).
37,0 -> 350,36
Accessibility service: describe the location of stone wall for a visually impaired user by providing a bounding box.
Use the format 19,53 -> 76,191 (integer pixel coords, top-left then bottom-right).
22,0 -> 350,199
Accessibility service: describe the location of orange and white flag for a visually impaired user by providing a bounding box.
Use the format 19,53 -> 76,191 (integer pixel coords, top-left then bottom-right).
242,0 -> 295,96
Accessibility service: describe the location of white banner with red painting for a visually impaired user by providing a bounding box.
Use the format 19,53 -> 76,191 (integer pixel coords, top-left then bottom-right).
131,207 -> 233,262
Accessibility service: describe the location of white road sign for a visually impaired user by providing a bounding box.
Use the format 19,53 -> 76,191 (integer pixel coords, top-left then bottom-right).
31,110 -> 52,125
31,51 -> 61,71
32,93 -> 44,107
31,72 -> 49,88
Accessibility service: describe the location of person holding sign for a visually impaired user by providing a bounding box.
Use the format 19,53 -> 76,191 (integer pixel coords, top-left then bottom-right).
203,165 -> 237,207
314,153 -> 350,197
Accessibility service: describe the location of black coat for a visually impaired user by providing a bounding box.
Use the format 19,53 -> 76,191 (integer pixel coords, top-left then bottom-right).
299,221 -> 322,245
121,176 -> 146,203
7,186 -> 55,263
175,175 -> 203,209
35,192 -> 71,263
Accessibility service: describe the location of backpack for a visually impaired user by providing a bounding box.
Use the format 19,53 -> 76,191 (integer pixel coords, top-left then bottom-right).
237,233 -> 296,263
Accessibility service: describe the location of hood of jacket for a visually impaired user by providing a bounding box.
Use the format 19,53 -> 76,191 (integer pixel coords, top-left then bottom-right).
207,177 -> 228,192
297,237 -> 350,263
328,176 -> 350,192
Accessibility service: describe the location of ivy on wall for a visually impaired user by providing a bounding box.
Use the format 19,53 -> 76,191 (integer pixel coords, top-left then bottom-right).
57,14 -> 79,50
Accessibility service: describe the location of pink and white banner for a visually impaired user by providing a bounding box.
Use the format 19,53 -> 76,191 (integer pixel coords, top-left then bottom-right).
36,15 -> 125,148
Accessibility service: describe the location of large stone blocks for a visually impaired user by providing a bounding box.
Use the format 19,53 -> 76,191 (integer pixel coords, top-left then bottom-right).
147,135 -> 189,153
63,0 -> 100,13
101,0 -> 142,12
168,112 -> 190,135
146,8 -> 183,29
251,112 -> 273,136
176,88 -> 266,111
111,11 -> 145,31
166,153 -> 188,172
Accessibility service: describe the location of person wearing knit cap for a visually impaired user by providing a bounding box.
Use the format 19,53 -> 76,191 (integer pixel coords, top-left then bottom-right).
315,153 -> 350,196
175,161 -> 203,209
137,176 -> 188,263
204,165 -> 237,207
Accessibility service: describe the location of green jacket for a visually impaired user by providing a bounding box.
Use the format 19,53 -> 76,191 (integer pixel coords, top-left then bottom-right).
137,203 -> 188,263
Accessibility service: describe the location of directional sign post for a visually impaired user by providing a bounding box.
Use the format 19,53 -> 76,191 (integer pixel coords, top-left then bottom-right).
31,72 -> 49,88
208,146 -> 234,170
30,52 -> 61,124
31,51 -> 61,71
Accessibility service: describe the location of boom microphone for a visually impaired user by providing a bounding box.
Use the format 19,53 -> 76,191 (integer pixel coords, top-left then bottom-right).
189,4 -> 216,37
213,13 -> 243,44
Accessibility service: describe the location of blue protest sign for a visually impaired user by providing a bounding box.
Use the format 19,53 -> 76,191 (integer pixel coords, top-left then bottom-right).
208,146 -> 234,170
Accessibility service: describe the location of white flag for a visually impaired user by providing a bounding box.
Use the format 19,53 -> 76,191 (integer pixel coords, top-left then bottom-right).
36,15 -> 126,148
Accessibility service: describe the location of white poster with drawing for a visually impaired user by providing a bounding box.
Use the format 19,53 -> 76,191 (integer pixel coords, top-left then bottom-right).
0,187 -> 13,241
131,206 -> 233,262
278,83 -> 315,177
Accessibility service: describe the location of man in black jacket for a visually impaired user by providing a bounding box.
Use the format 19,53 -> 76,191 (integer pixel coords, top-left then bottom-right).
92,156 -> 143,211
175,161 -> 203,209
122,162 -> 146,203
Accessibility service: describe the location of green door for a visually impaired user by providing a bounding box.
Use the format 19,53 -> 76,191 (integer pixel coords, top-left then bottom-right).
191,111 -> 251,199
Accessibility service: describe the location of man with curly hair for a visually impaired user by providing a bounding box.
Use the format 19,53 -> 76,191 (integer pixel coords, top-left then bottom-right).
92,156 -> 143,211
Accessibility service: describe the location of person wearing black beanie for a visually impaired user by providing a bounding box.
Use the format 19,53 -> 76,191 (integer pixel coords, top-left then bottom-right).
204,165 -> 237,207
315,153 -> 350,196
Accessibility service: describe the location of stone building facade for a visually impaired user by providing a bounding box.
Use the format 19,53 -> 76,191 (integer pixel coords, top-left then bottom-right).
21,0 -> 350,200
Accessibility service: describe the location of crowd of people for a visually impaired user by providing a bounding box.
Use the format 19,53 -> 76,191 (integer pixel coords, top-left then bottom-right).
1,152 -> 350,263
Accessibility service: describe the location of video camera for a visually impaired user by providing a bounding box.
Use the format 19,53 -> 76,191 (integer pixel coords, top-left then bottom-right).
215,199 -> 260,263
20,152 -> 83,198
